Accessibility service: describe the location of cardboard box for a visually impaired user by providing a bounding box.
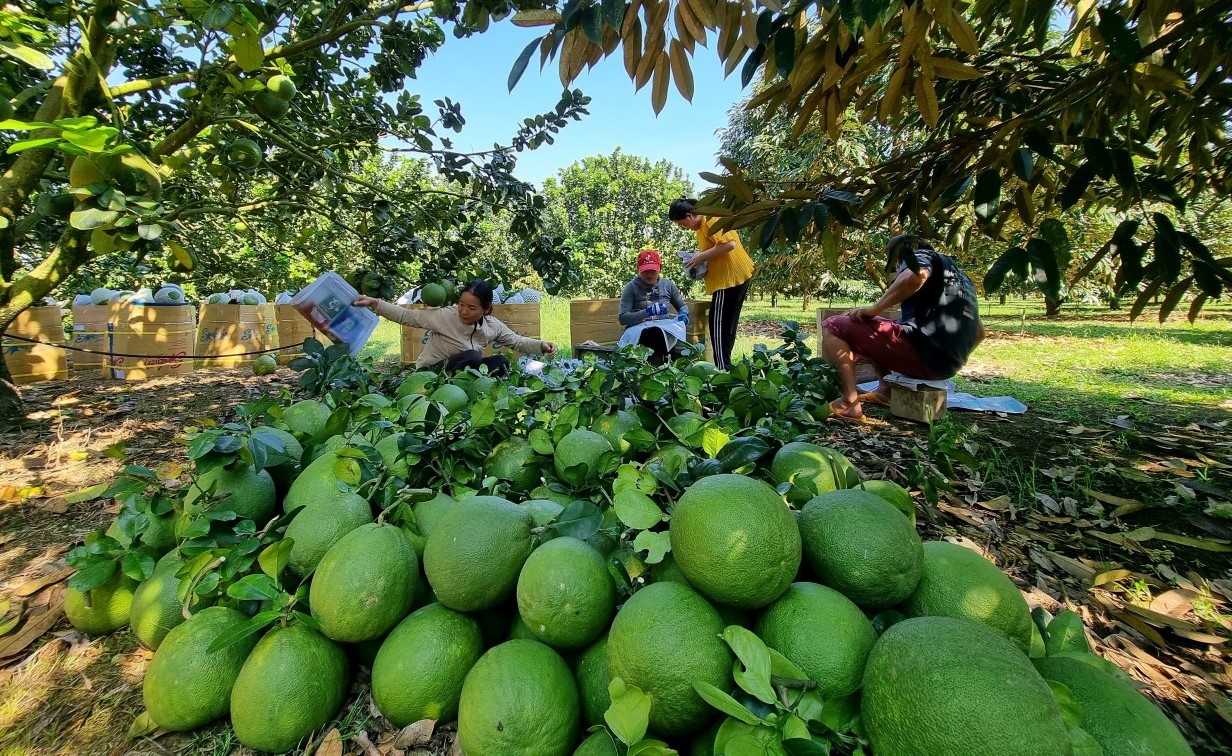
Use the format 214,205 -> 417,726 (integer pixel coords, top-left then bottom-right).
196,303 -> 268,370
106,303 -> 195,380
2,306 -> 67,384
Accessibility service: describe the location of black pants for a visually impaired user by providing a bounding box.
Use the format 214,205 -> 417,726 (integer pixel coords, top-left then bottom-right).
710,279 -> 750,370
638,327 -> 670,366
444,349 -> 510,377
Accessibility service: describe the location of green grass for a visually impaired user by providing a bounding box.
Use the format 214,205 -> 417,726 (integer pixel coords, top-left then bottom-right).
361,296 -> 1232,424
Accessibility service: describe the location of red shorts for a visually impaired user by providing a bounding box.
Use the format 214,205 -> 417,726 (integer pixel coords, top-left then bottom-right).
822,315 -> 942,380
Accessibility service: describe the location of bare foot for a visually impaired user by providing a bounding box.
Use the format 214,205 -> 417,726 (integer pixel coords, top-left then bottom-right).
828,398 -> 865,420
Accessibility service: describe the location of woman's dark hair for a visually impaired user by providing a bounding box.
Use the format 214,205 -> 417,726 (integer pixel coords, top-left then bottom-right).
885,234 -> 935,271
668,197 -> 696,221
460,279 -> 494,311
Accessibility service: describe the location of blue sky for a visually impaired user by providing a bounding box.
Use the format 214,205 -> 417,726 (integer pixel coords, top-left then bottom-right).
406,22 -> 747,190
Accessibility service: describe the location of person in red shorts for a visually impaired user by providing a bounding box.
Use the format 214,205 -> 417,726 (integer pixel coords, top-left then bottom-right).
821,234 -> 986,420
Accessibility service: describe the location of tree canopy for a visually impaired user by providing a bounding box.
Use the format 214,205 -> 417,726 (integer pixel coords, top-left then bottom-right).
512,0 -> 1232,319
542,148 -> 696,297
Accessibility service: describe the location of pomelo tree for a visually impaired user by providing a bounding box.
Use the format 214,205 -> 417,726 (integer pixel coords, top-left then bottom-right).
505,0 -> 1231,316
0,0 -> 588,420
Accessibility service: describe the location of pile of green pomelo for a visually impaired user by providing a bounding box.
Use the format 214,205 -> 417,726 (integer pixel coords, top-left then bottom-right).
62,357 -> 1194,756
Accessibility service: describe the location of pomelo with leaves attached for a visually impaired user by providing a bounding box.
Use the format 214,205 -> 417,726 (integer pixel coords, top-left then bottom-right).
182,463 -> 276,529
772,441 -> 861,502
66,570 -> 139,634
485,436 -> 541,494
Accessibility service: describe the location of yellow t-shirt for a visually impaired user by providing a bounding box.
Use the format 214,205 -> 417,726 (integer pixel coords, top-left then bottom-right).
696,216 -> 755,294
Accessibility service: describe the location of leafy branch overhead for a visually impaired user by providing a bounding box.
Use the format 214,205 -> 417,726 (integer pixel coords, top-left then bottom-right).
0,0 -> 592,350
506,0 -> 1232,318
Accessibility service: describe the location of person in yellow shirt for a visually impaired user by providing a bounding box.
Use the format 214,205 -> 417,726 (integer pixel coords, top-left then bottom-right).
670,197 -> 756,370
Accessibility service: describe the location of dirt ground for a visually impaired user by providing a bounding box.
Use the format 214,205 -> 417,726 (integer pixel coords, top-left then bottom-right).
1,356 -> 1231,755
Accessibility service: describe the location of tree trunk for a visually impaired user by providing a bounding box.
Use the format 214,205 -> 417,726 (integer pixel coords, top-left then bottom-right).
0,356 -> 22,427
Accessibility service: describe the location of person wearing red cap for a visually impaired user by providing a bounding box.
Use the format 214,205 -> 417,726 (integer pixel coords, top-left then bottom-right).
618,249 -> 690,365
669,197 -> 755,370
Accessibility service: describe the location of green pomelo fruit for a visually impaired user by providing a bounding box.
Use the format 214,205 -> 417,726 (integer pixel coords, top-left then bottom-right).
485,437 -> 542,494
280,399 -> 330,442
607,581 -> 731,737
285,492 -> 373,577
183,463 -> 276,527
252,425 -> 302,494
282,450 -> 359,514
902,540 -> 1034,653
591,410 -> 642,456
252,354 -> 277,375
1034,654 -> 1194,755
230,623 -> 349,753
509,613 -> 537,640
66,571 -> 139,634
413,492 -> 458,538
553,429 -> 613,480
266,74 -> 297,101
129,551 -> 194,650
458,640 -> 580,756
144,606 -> 258,731
372,603 -> 484,727
670,474 -> 800,610
772,441 -> 861,502
252,89 -> 290,119
310,523 -> 419,642
861,616 -> 1071,756
420,282 -> 447,307
517,537 -> 615,649
797,489 -> 923,609
575,635 -> 611,727
754,582 -> 877,699
423,496 -> 533,612
375,433 -> 415,480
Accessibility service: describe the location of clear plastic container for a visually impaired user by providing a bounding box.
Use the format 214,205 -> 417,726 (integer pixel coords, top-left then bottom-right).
289,272 -> 378,356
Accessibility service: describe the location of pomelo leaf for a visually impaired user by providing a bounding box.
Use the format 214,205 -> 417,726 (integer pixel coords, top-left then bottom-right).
258,539 -> 293,578
723,626 -> 776,704
470,398 -> 495,428
632,530 -> 671,564
605,678 -> 651,746
613,490 -> 664,530
529,429 -> 554,455
693,682 -> 763,726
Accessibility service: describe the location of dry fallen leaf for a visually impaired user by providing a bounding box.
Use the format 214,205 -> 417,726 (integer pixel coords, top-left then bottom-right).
13,567 -> 74,597
393,719 -> 436,749
315,728 -> 343,756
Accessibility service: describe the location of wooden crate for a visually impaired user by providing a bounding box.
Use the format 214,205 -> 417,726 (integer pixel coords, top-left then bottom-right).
570,298 -> 713,362
400,303 -> 544,365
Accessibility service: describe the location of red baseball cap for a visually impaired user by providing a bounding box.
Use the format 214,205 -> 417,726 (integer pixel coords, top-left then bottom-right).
637,249 -> 661,273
